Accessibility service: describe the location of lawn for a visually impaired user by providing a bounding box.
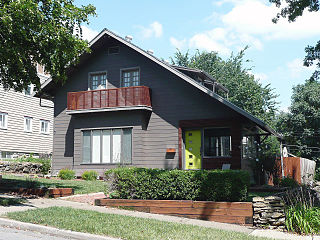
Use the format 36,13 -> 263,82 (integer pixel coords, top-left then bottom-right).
1,175 -> 107,195
7,207 -> 269,240
0,197 -> 27,206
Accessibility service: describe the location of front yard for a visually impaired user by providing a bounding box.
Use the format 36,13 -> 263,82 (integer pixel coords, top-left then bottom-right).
1,175 -> 107,195
7,206 -> 268,240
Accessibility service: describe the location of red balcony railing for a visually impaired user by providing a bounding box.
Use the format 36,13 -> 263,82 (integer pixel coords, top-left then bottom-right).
67,86 -> 151,111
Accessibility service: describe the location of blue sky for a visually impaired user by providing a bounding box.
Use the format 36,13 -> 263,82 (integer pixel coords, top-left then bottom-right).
75,0 -> 320,111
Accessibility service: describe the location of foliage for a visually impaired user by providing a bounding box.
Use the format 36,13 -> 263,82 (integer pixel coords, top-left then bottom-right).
58,168 -> 75,180
7,207 -> 269,240
315,168 -> 320,181
81,170 -> 98,181
279,177 -> 299,189
171,48 -> 279,126
276,79 -> 320,162
270,0 -> 320,81
106,167 -> 250,202
4,156 -> 51,174
0,0 -> 96,91
285,204 -> 320,234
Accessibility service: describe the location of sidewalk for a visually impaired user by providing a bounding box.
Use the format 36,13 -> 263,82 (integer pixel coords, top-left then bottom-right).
0,195 -> 319,240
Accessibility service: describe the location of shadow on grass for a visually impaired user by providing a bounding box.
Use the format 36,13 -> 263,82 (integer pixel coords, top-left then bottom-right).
0,197 -> 27,206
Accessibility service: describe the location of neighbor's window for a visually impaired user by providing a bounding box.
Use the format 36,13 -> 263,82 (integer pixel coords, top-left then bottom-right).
24,84 -> 34,96
89,72 -> 107,90
204,128 -> 231,157
0,113 -> 8,129
82,128 -> 132,164
121,69 -> 139,87
40,120 -> 50,134
24,117 -> 33,132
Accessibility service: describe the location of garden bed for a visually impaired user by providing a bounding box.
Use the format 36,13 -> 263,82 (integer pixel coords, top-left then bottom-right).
95,198 -> 253,225
11,187 -> 73,198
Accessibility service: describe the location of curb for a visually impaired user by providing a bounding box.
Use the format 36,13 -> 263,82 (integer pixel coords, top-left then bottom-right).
0,217 -> 120,240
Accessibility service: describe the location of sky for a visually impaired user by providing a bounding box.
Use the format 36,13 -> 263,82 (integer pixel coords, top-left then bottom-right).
75,0 -> 320,111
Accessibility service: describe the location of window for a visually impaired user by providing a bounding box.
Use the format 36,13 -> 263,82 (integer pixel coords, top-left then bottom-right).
82,128 -> 132,164
24,117 -> 33,132
204,128 -> 231,157
121,69 -> 140,87
0,113 -> 8,129
108,46 -> 119,55
40,120 -> 49,134
24,84 -> 34,96
89,72 -> 107,90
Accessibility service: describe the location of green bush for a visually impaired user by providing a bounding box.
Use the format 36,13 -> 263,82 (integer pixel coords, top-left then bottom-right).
279,177 -> 299,188
315,168 -> 320,181
286,204 -> 320,234
105,167 -> 250,202
82,170 -> 98,181
58,169 -> 75,180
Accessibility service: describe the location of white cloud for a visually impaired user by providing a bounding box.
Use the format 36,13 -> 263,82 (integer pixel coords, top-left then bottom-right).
81,25 -> 99,42
137,21 -> 163,39
287,58 -> 316,79
250,71 -> 268,82
170,37 -> 187,50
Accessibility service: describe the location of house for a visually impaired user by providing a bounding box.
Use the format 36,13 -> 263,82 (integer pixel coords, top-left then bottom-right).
0,64 -> 53,159
38,29 -> 280,176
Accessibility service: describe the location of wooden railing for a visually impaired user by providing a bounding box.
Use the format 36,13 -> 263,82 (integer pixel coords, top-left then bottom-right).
67,86 -> 151,111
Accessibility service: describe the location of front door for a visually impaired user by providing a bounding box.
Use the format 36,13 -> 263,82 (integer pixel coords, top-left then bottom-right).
185,130 -> 202,169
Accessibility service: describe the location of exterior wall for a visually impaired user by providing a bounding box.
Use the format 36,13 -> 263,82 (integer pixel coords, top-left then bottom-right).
52,38 -> 243,176
0,75 -> 53,157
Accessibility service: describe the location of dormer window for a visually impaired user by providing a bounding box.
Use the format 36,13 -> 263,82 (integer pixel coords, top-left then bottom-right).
121,68 -> 140,87
89,71 -> 107,90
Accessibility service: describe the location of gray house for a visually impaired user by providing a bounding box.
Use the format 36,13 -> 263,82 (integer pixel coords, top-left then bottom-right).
39,29 -> 279,176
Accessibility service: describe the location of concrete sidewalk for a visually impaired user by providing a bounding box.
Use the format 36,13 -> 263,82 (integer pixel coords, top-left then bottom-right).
0,195 -> 319,240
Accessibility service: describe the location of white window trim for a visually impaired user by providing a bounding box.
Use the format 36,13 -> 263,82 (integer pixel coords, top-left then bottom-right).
120,67 -> 140,88
24,117 -> 33,133
88,71 -> 108,90
0,112 -> 8,130
40,120 -> 50,135
24,84 -> 34,96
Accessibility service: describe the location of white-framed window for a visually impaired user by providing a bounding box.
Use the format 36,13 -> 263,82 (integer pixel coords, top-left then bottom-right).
204,128 -> 232,157
121,68 -> 140,87
89,72 -> 107,90
0,112 -> 8,129
40,120 -> 50,134
24,84 -> 34,96
82,128 -> 132,164
24,117 -> 33,132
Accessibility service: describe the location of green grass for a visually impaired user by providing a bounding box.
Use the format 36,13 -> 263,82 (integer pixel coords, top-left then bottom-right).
7,207 -> 269,240
1,175 -> 107,195
0,197 -> 27,206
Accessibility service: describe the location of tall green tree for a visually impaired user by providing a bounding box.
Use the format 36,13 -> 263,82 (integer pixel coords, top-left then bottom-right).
276,79 -> 320,161
270,0 -> 320,80
171,49 -> 279,126
0,0 -> 96,92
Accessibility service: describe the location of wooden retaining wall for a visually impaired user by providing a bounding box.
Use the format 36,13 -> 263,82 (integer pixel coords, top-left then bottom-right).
95,199 -> 253,225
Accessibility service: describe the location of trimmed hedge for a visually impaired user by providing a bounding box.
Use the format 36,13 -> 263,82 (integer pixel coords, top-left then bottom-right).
105,167 -> 250,202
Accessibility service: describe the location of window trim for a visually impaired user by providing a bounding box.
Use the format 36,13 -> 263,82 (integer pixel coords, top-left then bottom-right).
39,119 -> 50,135
0,112 -> 8,130
202,127 -> 232,158
24,116 -> 33,133
120,67 -> 140,88
24,84 -> 34,97
81,127 -> 133,165
88,70 -> 108,90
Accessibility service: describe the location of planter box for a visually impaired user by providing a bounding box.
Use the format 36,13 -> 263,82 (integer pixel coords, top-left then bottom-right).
12,188 -> 74,198
48,188 -> 74,198
95,199 -> 253,225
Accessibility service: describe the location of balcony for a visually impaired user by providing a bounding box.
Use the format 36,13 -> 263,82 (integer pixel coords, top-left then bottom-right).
66,86 -> 152,114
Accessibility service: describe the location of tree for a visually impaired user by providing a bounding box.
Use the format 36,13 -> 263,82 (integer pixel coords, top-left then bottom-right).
270,0 -> 320,80
171,49 -> 279,126
276,79 -> 320,161
0,0 -> 96,92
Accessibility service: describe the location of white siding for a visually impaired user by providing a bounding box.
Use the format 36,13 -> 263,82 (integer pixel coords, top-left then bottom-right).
0,78 -> 53,155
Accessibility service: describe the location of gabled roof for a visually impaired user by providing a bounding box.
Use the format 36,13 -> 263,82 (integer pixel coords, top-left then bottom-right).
40,28 -> 281,138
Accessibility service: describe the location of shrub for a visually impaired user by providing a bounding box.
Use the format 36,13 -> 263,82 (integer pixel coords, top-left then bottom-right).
279,177 -> 299,188
58,169 -> 75,180
82,170 -> 98,181
105,167 -> 250,202
315,168 -> 320,181
4,157 -> 51,174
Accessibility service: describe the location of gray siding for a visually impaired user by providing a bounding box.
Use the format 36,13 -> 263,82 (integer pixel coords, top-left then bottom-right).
52,39 -> 241,176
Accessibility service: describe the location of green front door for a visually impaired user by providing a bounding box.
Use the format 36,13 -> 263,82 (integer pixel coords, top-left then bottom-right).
185,130 -> 202,169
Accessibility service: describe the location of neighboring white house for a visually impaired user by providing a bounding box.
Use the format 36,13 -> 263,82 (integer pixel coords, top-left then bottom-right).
0,64 -> 53,159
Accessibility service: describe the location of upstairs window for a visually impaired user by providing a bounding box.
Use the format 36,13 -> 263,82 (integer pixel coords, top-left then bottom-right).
204,128 -> 231,157
40,120 -> 50,134
121,68 -> 140,87
89,72 -> 107,90
24,117 -> 33,132
0,113 -> 8,129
